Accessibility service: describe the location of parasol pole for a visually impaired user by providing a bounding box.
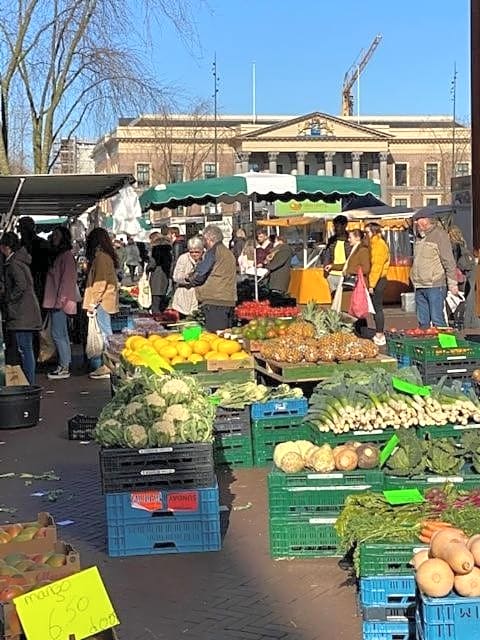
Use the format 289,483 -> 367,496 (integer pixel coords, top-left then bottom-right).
251,198 -> 259,301
303,224 -> 308,268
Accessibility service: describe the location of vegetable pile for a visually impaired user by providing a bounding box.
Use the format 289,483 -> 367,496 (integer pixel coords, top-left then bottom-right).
94,372 -> 215,448
413,527 -> 480,598
384,429 -> 480,477
273,440 -> 379,473
214,381 -> 303,409
307,368 -> 480,434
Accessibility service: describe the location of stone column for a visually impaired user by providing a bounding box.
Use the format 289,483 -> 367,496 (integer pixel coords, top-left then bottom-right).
352,152 -> 363,179
324,152 -> 335,176
234,156 -> 243,173
268,152 -> 279,174
296,151 -> 307,175
239,151 -> 250,173
379,152 -> 388,200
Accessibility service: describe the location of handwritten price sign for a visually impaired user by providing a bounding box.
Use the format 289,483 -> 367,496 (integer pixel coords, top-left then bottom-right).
13,566 -> 119,640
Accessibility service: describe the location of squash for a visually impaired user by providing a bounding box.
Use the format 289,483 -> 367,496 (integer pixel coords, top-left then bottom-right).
333,445 -> 358,471
454,567 -> 480,596
467,534 -> 480,551
433,541 -> 474,575
469,539 -> 480,567
416,558 -> 454,597
411,549 -> 429,570
430,528 -> 468,558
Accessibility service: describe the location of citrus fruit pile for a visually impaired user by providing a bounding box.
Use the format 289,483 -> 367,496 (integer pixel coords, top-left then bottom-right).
121,332 -> 250,367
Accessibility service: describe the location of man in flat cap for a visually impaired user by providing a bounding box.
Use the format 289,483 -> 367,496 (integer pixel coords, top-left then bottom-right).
410,208 -> 458,327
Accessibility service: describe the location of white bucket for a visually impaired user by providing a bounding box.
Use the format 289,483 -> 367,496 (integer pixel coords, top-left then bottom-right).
401,292 -> 416,313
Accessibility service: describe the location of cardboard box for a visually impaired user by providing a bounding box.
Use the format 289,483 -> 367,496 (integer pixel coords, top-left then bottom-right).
0,542 -> 80,640
0,513 -> 57,557
4,366 -> 28,387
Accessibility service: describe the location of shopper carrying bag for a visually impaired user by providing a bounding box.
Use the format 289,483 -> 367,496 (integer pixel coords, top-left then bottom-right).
349,267 -> 375,320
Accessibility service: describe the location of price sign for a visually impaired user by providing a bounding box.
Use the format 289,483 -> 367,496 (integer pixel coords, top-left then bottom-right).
392,377 -> 431,397
438,333 -> 458,348
379,434 -> 400,467
14,566 -> 119,640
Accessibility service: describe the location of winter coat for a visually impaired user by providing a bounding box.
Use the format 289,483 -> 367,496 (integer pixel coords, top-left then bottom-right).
21,233 -> 50,304
411,224 -> 457,289
368,235 -> 390,288
265,244 -> 293,293
125,242 -> 141,266
344,243 -> 371,278
171,252 -> 199,316
2,247 -> 42,331
192,243 -> 237,307
147,242 -> 172,296
43,250 -> 78,315
171,237 -> 187,271
82,249 -> 119,314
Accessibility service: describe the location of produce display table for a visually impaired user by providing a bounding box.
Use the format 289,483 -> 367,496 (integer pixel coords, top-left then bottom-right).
254,354 -> 398,383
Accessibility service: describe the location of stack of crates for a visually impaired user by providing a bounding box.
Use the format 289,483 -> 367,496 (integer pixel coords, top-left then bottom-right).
99,443 -> 221,557
213,406 -> 253,468
409,339 -> 480,385
358,541 -> 427,640
251,398 -> 309,466
416,590 -> 480,640
268,468 -> 384,559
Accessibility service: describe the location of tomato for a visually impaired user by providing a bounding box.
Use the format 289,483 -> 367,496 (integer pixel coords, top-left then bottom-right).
0,584 -> 25,601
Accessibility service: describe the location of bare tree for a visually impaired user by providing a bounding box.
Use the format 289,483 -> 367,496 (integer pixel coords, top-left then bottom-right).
0,0 -> 201,174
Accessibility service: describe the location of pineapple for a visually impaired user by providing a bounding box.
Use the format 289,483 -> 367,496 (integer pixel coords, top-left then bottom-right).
285,319 -> 315,339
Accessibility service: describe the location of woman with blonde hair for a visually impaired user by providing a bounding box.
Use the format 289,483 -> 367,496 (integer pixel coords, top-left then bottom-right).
365,222 -> 390,346
238,239 -> 255,274
171,236 -> 203,317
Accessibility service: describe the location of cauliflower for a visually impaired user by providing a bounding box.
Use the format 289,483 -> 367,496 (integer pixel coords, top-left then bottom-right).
145,392 -> 167,412
124,401 -> 144,419
94,418 -> 123,447
164,404 -> 190,423
160,378 -> 192,404
123,424 -> 148,448
149,419 -> 176,446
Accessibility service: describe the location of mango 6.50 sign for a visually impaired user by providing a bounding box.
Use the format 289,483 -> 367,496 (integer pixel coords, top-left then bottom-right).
14,566 -> 119,640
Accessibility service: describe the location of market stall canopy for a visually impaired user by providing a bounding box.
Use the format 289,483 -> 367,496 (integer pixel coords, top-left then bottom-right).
256,216 -> 318,227
0,173 -> 135,218
140,173 -> 381,210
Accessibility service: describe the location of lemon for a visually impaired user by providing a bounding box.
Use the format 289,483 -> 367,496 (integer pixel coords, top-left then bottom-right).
188,353 -> 204,364
230,351 -> 250,360
159,344 -> 178,359
166,333 -> 182,342
177,343 -> 193,358
171,356 -> 187,365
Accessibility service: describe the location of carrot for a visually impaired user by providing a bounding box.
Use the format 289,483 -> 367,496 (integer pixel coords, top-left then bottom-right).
421,521 -> 453,530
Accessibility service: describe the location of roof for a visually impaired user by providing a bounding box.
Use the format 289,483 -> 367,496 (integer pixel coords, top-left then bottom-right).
0,173 -> 135,218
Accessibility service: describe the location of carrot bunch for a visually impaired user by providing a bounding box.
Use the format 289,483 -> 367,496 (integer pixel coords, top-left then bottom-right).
418,520 -> 454,543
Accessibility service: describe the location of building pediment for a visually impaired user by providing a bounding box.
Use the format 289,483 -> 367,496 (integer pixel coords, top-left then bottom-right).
239,112 -> 393,141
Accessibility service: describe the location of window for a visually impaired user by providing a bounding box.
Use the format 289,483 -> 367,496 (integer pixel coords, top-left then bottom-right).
360,162 -> 369,179
393,197 -> 409,207
332,165 -> 337,176
394,163 -> 408,187
170,163 -> 184,183
425,163 -> 439,187
277,164 -> 284,174
304,164 -> 310,175
455,162 -> 470,177
248,163 -> 260,172
425,196 -> 440,206
135,163 -> 151,188
203,162 -> 217,179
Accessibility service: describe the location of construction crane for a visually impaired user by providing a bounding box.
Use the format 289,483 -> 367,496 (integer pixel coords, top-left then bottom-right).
341,34 -> 382,117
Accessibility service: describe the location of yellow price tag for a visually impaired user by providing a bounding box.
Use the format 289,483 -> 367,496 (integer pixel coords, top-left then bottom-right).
13,566 -> 119,640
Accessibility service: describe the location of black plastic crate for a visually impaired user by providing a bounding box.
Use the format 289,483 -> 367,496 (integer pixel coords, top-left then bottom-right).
414,359 -> 478,384
100,443 -> 215,493
213,406 -> 251,437
67,414 -> 98,441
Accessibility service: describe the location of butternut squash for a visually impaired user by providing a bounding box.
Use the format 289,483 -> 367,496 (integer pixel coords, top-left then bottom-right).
416,558 -> 454,597
430,528 -> 468,558
469,539 -> 480,567
454,567 -> 480,597
411,549 -> 429,569
433,542 -> 474,575
467,534 -> 480,551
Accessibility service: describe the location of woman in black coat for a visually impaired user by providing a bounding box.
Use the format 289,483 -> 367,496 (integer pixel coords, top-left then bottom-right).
147,233 -> 173,313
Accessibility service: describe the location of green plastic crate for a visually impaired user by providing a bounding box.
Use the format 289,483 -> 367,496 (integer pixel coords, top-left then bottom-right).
410,339 -> 480,363
214,434 -> 253,467
309,425 -> 398,446
252,418 -> 312,466
386,337 -> 435,359
269,516 -> 340,558
359,542 -> 428,577
419,423 -> 480,440
383,465 -> 480,490
268,468 -> 384,517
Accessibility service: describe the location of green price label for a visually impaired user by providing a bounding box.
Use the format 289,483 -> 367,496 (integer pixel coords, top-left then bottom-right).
438,333 -> 458,348
383,489 -> 425,505
379,434 -> 400,467
392,377 -> 431,397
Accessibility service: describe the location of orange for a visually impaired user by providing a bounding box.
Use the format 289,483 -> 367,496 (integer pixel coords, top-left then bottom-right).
177,343 -> 193,359
158,344 -> 178,359
230,351 -> 250,360
171,356 -> 187,365
218,340 -> 242,355
192,340 -> 210,356
188,354 -> 204,363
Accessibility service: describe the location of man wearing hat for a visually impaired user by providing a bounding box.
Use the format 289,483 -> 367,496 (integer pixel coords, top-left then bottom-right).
410,208 -> 458,327
322,214 -> 352,292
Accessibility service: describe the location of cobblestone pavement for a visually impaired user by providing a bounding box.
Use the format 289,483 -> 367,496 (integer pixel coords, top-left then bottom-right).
0,370 -> 364,640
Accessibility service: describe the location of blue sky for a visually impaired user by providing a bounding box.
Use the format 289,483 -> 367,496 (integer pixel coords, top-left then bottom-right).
142,0 -> 470,120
